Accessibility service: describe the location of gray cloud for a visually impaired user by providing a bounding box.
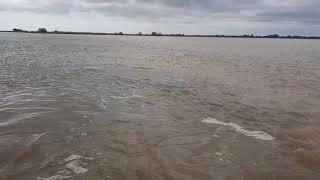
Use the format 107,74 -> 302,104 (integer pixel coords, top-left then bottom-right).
0,0 -> 319,34
1,0 -> 319,24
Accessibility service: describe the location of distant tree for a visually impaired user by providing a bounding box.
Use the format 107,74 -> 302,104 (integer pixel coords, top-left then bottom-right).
38,28 -> 47,33
13,28 -> 24,32
264,34 -> 280,38
151,32 -> 163,36
138,32 -> 143,35
118,32 -> 123,35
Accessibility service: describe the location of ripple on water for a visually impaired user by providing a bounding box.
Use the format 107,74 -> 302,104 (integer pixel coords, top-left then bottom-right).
0,112 -> 42,127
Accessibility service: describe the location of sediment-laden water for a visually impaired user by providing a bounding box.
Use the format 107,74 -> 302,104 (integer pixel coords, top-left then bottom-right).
0,33 -> 320,180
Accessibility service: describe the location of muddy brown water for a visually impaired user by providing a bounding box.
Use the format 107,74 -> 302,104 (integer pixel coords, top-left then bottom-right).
0,33 -> 320,180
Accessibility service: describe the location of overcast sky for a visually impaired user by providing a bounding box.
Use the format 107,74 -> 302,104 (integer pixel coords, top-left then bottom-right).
0,0 -> 319,35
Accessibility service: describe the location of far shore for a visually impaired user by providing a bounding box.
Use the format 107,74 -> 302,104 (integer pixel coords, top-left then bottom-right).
1,30 -> 319,39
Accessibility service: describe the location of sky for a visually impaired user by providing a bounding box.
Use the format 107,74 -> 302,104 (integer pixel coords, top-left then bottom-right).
0,0 -> 319,35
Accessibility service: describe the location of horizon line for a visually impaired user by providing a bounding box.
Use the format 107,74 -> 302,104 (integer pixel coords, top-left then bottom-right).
1,28 -> 319,39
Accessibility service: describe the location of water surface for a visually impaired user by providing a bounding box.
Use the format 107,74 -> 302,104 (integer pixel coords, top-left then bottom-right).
1,33 -> 320,180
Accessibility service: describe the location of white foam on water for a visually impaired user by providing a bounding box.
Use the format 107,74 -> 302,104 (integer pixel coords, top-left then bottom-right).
110,94 -> 143,99
64,155 -> 82,162
38,155 -> 94,180
65,160 -> 88,174
202,117 -> 275,141
84,157 -> 94,161
64,154 -> 94,174
100,97 -> 107,109
131,94 -> 143,98
57,170 -> 71,175
28,132 -> 48,145
80,132 -> 88,136
37,175 -> 71,180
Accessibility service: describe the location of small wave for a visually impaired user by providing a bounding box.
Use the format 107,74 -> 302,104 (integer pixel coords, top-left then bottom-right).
202,117 -> 275,141
0,75 -> 13,77
0,107 -> 57,112
133,66 -> 154,70
0,99 -> 60,108
2,93 -> 32,100
63,88 -> 87,92
37,175 -> 71,180
0,113 -> 42,127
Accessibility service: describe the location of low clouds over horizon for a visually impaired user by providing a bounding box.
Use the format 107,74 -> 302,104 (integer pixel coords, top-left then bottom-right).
0,0 -> 319,35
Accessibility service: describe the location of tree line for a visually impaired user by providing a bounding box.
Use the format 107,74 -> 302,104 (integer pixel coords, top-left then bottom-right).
4,28 -> 320,39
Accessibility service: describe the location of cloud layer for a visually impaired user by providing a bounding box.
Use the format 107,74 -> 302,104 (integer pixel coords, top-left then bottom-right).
0,0 -> 319,35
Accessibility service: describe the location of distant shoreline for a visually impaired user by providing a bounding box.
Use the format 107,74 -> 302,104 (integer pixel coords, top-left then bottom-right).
1,30 -> 319,40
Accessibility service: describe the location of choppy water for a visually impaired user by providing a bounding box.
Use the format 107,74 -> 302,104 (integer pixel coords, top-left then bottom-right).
1,32 -> 320,180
